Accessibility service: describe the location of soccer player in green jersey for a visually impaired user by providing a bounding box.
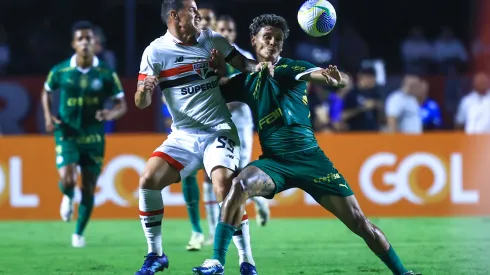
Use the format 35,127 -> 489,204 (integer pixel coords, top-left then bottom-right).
193,14 -> 421,275
41,21 -> 127,248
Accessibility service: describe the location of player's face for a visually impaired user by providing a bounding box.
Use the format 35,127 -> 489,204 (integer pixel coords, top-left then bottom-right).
72,29 -> 95,57
178,0 -> 201,34
252,26 -> 284,63
198,9 -> 216,30
216,20 -> 236,44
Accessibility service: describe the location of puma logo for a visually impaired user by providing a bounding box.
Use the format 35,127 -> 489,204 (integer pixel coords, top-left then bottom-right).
339,183 -> 348,189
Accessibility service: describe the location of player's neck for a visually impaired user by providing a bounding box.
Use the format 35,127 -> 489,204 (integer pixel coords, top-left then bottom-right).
257,56 -> 279,64
169,27 -> 198,45
76,55 -> 93,69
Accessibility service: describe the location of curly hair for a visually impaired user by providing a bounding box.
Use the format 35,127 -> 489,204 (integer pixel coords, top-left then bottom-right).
249,14 -> 290,39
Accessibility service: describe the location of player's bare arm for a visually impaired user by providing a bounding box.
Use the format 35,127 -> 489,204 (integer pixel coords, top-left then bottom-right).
95,98 -> 128,122
300,65 -> 349,88
227,50 -> 275,76
135,76 -> 157,109
41,88 -> 61,133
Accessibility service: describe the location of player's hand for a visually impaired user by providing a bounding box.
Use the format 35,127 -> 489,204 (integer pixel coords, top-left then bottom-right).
362,99 -> 376,110
95,109 -> 113,121
210,49 -> 227,77
321,65 -> 341,86
255,62 -> 275,77
143,76 -> 158,93
45,115 -> 61,133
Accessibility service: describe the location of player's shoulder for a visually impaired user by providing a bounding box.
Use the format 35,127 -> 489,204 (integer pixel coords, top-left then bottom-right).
50,59 -> 72,73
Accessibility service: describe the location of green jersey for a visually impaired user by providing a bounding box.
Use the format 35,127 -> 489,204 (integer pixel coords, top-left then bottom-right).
44,56 -> 124,135
221,57 -> 321,155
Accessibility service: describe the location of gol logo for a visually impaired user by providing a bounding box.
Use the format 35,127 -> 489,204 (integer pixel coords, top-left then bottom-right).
359,152 -> 479,205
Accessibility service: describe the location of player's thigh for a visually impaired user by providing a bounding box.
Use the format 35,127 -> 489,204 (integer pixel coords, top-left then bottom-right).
237,126 -> 253,169
145,132 -> 202,189
245,158 -> 288,199
79,135 -> 105,178
54,134 -> 79,184
295,147 -> 354,200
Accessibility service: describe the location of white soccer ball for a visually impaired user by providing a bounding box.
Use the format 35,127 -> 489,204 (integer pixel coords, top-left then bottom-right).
297,0 -> 337,37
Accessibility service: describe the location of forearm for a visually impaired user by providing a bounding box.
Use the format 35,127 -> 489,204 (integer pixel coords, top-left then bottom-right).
386,117 -> 398,132
227,102 -> 241,111
108,100 -> 127,120
341,108 -> 363,121
134,81 -> 152,109
41,89 -> 53,120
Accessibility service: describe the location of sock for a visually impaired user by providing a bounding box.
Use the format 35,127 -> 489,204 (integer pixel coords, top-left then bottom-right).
212,222 -> 236,265
232,211 -> 255,266
139,188 -> 164,255
58,181 -> 74,199
75,190 -> 94,235
377,245 -> 409,275
182,175 -> 203,233
203,181 -> 219,237
250,196 -> 268,212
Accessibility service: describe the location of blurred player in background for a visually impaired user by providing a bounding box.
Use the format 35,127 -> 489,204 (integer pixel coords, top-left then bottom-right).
41,21 -> 127,248
194,14 -> 421,275
134,0 -> 273,274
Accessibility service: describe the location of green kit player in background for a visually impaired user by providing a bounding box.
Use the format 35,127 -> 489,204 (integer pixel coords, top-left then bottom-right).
41,21 -> 127,248
193,14 -> 421,275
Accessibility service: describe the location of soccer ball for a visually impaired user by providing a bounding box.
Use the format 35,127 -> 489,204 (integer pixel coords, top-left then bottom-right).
297,0 -> 337,37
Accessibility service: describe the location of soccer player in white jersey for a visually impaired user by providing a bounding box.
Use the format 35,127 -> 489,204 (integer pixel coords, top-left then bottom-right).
216,15 -> 271,227
134,1 -> 272,274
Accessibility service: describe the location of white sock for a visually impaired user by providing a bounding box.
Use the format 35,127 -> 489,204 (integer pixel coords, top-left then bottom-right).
203,181 -> 219,237
250,196 -> 268,212
139,188 -> 164,255
232,210 -> 255,266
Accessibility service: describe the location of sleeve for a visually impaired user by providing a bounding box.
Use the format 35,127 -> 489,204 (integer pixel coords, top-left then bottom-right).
455,96 -> 468,125
138,44 -> 162,81
289,60 -> 322,81
220,73 -> 247,103
109,71 -> 125,99
210,30 -> 236,60
44,66 -> 59,92
329,96 -> 343,123
385,93 -> 403,117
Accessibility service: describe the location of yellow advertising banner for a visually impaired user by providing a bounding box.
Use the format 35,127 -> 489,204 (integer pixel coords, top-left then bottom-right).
0,133 -> 489,220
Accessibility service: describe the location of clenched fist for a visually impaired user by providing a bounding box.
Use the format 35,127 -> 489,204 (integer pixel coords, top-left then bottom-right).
143,75 -> 158,92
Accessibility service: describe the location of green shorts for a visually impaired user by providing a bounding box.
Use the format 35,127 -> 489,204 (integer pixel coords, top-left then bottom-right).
249,146 -> 354,200
54,130 -> 105,175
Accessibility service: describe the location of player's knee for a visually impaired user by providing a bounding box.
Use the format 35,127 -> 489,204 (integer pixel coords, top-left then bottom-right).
139,171 -> 159,190
230,177 -> 248,199
61,176 -> 76,189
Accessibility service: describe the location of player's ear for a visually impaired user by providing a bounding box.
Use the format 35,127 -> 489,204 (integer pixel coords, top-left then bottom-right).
170,10 -> 179,21
251,36 -> 256,48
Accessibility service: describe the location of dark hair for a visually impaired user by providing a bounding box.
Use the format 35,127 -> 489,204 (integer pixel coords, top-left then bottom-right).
161,0 -> 186,25
197,2 -> 216,13
71,21 -> 94,37
217,15 -> 235,25
249,14 -> 289,39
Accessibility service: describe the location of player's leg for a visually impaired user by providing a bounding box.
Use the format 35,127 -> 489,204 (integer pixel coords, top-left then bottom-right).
54,135 -> 79,222
202,172 -> 219,245
182,171 -> 205,251
238,126 -> 270,227
193,160 -> 285,275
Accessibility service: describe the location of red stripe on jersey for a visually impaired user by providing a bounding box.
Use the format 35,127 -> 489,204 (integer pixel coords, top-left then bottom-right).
242,214 -> 248,221
160,64 -> 194,78
138,73 -> 147,81
139,208 -> 164,216
150,151 -> 185,171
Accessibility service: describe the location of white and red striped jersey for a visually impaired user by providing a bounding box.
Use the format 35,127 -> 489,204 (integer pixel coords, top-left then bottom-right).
138,29 -> 236,130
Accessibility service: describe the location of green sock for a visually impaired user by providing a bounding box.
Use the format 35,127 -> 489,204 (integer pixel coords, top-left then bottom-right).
212,222 -> 236,265
377,245 -> 409,275
75,191 -> 94,236
182,175 -> 203,233
58,181 -> 74,199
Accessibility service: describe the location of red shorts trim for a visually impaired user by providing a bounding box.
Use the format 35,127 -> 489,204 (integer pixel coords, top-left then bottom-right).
150,151 -> 185,171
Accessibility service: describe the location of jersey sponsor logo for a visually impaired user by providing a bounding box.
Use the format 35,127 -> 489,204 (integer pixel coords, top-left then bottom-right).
258,108 -> 283,130
91,79 -> 103,90
193,61 -> 210,79
180,79 -> 218,95
66,96 -> 100,107
359,152 -> 479,205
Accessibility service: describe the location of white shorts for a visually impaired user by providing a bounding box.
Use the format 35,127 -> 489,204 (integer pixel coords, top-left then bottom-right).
151,122 -> 241,180
237,126 -> 253,169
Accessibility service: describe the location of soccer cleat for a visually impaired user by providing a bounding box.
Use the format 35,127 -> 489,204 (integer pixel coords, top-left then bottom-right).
135,252 -> 169,275
240,262 -> 258,275
192,259 -> 224,275
72,234 -> 85,248
404,272 -> 422,275
254,199 -> 270,227
60,195 -> 74,222
186,231 -> 205,251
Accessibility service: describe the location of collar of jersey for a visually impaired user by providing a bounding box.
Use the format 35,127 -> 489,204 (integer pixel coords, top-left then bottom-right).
274,56 -> 282,65
164,30 -> 199,46
70,55 -> 100,73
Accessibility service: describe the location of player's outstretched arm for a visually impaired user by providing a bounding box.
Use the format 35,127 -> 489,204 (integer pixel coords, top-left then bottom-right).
134,77 -> 157,109
226,50 -> 274,76
300,65 -> 349,88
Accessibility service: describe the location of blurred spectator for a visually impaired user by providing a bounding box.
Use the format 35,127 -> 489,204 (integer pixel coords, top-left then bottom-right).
471,37 -> 490,72
433,28 -> 468,75
94,26 -> 117,71
401,27 -> 433,75
455,72 -> 490,133
161,95 -> 173,134
0,25 -> 10,75
385,75 -> 423,134
341,67 -> 382,131
309,84 -> 339,132
417,80 -> 442,131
